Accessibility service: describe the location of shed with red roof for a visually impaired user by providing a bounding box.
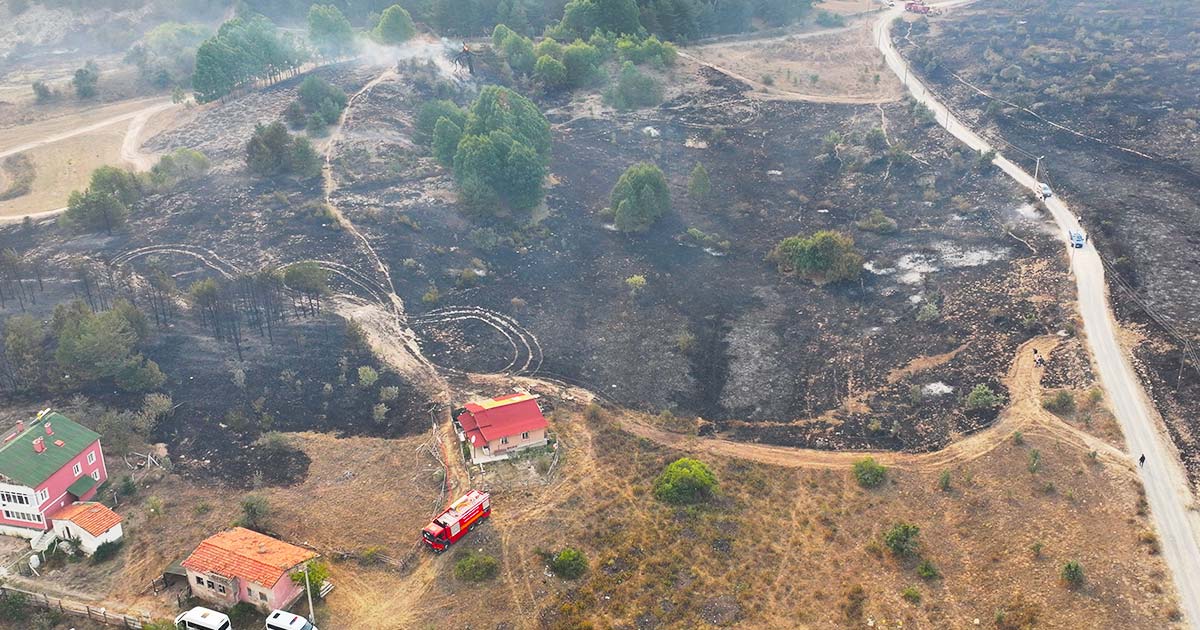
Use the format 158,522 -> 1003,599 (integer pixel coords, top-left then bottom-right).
454,393 -> 549,463
50,502 -> 122,556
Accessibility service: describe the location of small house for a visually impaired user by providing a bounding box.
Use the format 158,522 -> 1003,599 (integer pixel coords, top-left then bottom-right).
0,410 -> 109,540
454,393 -> 549,463
50,502 -> 123,555
181,527 -> 318,612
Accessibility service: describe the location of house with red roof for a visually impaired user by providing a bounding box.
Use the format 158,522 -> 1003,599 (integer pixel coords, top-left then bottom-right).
50,502 -> 123,556
0,410 -> 108,541
453,392 -> 549,463
181,527 -> 318,612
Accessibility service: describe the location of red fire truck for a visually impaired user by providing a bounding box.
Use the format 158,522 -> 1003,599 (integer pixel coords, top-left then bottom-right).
422,490 -> 491,552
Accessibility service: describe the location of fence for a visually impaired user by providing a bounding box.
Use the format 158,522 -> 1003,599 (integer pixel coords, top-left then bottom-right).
0,584 -> 156,629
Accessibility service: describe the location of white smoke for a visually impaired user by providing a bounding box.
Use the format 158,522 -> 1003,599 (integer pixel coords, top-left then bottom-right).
354,34 -> 464,80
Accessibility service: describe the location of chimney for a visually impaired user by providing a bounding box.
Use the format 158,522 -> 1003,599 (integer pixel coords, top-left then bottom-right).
16,420 -> 24,433
44,422 -> 53,436
32,437 -> 45,453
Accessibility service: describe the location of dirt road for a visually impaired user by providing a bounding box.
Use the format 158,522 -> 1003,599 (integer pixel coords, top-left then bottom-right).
875,5 -> 1200,627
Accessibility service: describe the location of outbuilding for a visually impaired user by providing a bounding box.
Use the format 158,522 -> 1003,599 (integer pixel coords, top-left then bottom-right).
181,527 -> 318,612
50,502 -> 123,555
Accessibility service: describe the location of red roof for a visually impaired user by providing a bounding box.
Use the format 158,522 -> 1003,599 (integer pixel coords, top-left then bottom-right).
182,527 -> 317,587
52,502 -> 121,537
457,393 -> 548,447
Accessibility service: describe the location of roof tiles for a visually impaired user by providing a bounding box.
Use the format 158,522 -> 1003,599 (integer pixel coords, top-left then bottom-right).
52,502 -> 121,537
182,527 -> 317,587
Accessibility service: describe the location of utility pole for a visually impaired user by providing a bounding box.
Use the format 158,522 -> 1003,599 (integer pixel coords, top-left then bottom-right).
304,563 -> 316,623
1034,155 -> 1045,182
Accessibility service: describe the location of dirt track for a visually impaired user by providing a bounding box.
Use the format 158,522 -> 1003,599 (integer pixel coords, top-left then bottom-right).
613,336 -> 1132,474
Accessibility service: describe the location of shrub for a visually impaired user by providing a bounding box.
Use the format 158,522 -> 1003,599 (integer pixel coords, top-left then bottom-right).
1027,449 -> 1041,473
688,163 -> 711,204
965,384 -> 1003,410
937,470 -> 951,492
853,457 -> 887,488
840,584 -> 866,621
916,559 -> 940,579
856,209 -> 898,234
916,302 -> 941,323
901,586 -> 921,604
654,457 -> 717,504
290,560 -> 330,596
454,550 -> 499,581
883,522 -> 920,557
625,274 -> 647,295
237,495 -> 269,531
550,547 -> 588,579
415,100 -> 467,145
534,54 -> 568,89
1061,560 -> 1084,587
358,365 -> 379,388
0,591 -> 29,623
1042,390 -> 1076,415
611,163 -> 670,232
769,231 -> 864,283
91,539 -> 124,563
607,62 -> 662,110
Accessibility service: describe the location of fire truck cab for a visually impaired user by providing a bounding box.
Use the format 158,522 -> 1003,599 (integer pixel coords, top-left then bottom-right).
422,490 -> 491,552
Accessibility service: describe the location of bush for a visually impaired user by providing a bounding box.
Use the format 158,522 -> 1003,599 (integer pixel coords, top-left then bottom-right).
1042,390 -> 1076,415
237,495 -> 269,531
1061,560 -> 1084,587
856,209 -> 898,234
769,231 -> 864,283
454,550 -> 499,581
937,470 -> 951,492
534,54 -> 568,89
415,100 -> 467,146
965,384 -> 1003,410
449,86 -> 551,214
853,457 -> 887,488
883,523 -> 920,557
624,274 -> 647,295
611,163 -> 670,232
246,122 -> 321,179
653,457 -> 717,504
916,559 -> 940,579
0,591 -> 30,622
550,547 -> 588,579
916,302 -> 941,322
73,60 -> 100,98
901,586 -> 921,604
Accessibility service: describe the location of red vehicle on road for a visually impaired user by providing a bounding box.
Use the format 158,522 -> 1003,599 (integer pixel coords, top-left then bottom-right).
906,1 -> 932,14
422,490 -> 491,552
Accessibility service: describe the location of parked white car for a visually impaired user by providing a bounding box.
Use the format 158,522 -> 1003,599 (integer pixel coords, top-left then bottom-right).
267,610 -> 318,630
1039,183 -> 1053,199
175,607 -> 231,630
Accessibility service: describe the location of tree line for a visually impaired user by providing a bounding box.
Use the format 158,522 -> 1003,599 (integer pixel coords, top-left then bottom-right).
193,15 -> 309,103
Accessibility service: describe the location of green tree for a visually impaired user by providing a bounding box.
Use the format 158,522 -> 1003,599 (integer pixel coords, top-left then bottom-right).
608,61 -> 662,110
374,5 -> 417,44
415,100 -> 467,145
62,189 -> 128,235
432,117 -> 463,165
72,60 -> 100,98
653,457 -> 717,504
192,37 -> 239,102
308,4 -> 355,57
501,31 -> 536,75
534,55 -> 568,89
561,0 -> 641,37
290,560 -> 331,595
883,522 -> 920,556
561,40 -> 602,88
463,86 -> 551,161
246,122 -> 320,178
769,231 -> 864,282
688,163 -> 711,204
611,163 -> 670,232
150,148 -> 210,189
4,314 -> 49,390
88,166 -> 143,207
284,262 -> 330,296
550,547 -> 588,579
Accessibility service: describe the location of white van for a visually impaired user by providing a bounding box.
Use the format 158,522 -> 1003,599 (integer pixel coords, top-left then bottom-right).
266,610 -> 318,630
175,607 -> 232,630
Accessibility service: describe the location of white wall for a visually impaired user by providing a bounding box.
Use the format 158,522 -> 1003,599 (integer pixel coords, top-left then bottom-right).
51,520 -> 123,555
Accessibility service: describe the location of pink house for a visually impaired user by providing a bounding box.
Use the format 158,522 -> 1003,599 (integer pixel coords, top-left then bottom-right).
0,410 -> 108,539
182,527 -> 318,612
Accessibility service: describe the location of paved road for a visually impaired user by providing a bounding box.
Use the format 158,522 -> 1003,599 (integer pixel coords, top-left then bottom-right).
875,6 -> 1200,626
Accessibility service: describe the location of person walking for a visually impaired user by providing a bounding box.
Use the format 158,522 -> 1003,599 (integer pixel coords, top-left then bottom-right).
1139,453 -> 1146,467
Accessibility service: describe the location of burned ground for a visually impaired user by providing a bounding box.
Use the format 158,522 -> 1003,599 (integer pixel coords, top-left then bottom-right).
901,1 -> 1200,484
330,62 -> 1072,453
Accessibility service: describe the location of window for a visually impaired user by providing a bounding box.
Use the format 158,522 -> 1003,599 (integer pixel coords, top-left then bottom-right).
521,432 -> 529,440
206,580 -> 214,589
500,437 -> 509,445
196,576 -> 204,585
217,584 -> 226,594
72,463 -> 82,477
91,471 -> 100,481
259,591 -> 268,602
87,451 -> 96,465
36,489 -> 48,504
0,491 -> 30,505
3,509 -> 43,523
